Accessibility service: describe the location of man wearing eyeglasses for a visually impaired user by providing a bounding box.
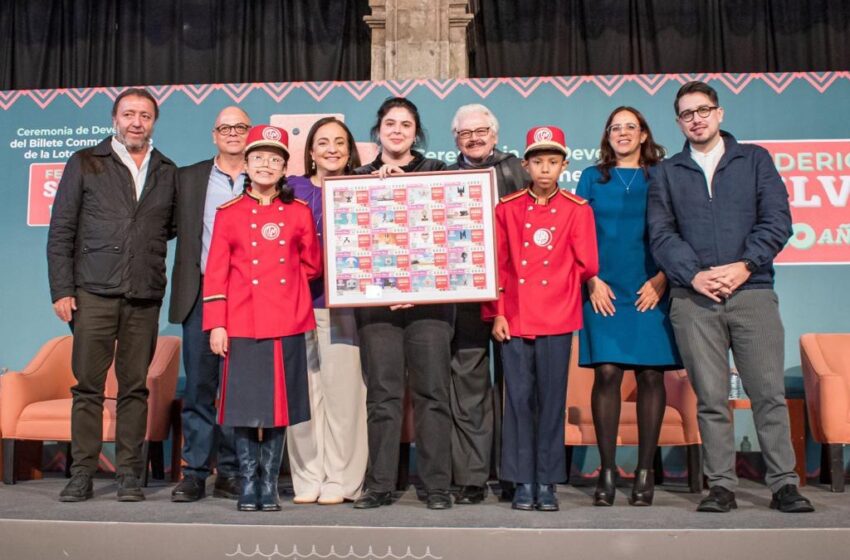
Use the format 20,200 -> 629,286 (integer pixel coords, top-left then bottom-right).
447,104 -> 530,504
169,106 -> 252,502
648,81 -> 813,514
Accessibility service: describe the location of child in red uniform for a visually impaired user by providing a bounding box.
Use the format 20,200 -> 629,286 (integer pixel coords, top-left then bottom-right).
203,125 -> 322,511
484,126 -> 598,511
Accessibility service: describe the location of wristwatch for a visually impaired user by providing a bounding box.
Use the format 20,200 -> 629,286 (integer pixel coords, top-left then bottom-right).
741,258 -> 758,272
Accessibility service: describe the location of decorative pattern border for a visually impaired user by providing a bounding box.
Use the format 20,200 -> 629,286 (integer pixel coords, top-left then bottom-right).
1,72 -> 848,111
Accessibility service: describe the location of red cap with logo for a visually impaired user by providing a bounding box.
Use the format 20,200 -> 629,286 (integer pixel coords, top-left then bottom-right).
245,125 -> 290,157
524,126 -> 567,158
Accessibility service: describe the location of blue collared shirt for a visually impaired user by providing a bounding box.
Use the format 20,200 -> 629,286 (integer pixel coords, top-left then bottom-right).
201,160 -> 247,274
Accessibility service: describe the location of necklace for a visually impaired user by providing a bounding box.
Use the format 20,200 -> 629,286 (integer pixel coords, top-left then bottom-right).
613,167 -> 639,193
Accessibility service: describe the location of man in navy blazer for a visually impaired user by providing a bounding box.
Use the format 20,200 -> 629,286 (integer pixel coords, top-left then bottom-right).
648,81 -> 813,514
169,106 -> 251,501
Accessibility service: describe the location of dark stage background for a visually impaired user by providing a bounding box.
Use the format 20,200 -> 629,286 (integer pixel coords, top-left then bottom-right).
0,0 -> 372,89
2,0 -> 850,90
469,0 -> 850,77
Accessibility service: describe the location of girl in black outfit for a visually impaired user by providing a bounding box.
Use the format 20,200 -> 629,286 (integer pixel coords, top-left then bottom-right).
351,98 -> 454,510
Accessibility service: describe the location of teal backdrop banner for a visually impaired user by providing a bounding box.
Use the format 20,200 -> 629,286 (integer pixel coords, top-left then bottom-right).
2,74 -> 849,475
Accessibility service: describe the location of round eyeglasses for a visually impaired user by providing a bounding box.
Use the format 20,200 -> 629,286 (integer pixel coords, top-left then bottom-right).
677,106 -> 719,122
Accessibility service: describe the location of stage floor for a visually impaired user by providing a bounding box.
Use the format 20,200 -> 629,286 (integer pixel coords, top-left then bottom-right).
1,476 -> 849,559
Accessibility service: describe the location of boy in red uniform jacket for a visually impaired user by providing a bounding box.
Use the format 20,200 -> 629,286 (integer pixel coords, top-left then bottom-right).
484,126 -> 598,511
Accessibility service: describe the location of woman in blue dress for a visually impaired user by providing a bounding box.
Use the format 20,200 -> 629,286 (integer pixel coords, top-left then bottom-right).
576,106 -> 681,507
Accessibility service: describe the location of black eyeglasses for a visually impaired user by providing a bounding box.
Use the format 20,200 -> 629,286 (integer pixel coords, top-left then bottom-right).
214,123 -> 251,135
607,123 -> 640,135
677,106 -> 719,122
455,127 -> 491,140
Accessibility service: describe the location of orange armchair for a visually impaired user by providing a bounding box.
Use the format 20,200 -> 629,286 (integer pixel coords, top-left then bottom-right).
565,335 -> 703,491
1,335 -> 181,485
800,333 -> 850,492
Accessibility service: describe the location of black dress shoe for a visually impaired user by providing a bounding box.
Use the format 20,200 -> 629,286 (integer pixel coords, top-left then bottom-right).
353,490 -> 394,509
593,468 -> 616,506
511,483 -> 535,511
535,484 -> 559,512
426,489 -> 453,510
770,484 -> 814,513
172,476 -> 206,502
629,469 -> 654,506
59,473 -> 94,502
455,485 -> 486,505
213,475 -> 241,500
116,473 -> 145,502
697,486 -> 737,512
499,481 -> 515,502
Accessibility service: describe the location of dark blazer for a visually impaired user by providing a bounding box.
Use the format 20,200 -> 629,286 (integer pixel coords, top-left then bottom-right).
448,149 -> 529,198
647,131 -> 792,290
47,137 -> 177,302
168,158 -> 215,324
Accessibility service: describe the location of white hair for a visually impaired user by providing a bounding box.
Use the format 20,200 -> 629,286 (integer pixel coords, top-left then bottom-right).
451,104 -> 499,136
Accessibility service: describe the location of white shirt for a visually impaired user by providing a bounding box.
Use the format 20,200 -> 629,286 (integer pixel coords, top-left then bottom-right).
111,136 -> 152,201
690,138 -> 725,197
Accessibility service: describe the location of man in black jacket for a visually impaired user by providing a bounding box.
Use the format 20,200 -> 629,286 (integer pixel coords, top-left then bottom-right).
447,104 -> 529,504
47,88 -> 177,502
168,106 -> 251,502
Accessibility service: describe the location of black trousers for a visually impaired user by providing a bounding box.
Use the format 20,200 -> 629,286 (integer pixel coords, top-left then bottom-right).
355,304 -> 454,493
450,302 -> 494,487
70,289 -> 160,477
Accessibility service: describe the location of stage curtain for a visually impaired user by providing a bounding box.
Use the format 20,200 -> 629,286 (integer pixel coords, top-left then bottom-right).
469,0 -> 850,76
0,0 -> 371,90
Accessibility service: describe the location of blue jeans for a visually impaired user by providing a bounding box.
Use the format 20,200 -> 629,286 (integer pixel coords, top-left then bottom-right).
180,291 -> 237,478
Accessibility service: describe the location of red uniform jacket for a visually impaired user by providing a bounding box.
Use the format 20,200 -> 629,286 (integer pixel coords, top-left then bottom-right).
483,188 -> 598,337
202,189 -> 322,338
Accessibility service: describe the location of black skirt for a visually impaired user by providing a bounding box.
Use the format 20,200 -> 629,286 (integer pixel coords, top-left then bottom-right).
218,334 -> 310,428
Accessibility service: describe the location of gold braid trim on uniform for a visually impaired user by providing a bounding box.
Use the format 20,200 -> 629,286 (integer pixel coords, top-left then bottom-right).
499,188 -> 528,204
203,295 -> 227,302
216,194 -> 243,210
559,189 -> 588,205
294,198 -> 309,206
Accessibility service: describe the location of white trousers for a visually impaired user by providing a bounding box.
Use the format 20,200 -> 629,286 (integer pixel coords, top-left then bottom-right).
286,308 -> 368,500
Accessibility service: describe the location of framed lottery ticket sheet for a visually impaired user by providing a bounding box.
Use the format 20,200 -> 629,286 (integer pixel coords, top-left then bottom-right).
323,168 -> 499,307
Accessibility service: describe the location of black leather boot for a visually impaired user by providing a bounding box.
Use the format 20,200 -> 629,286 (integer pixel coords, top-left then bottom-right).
258,428 -> 285,512
511,483 -> 535,511
235,428 -> 260,512
535,483 -> 559,512
593,468 -> 616,506
629,469 -> 654,506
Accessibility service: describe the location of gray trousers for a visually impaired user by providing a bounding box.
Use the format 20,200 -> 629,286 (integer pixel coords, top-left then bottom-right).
669,288 -> 798,493
450,302 -> 494,487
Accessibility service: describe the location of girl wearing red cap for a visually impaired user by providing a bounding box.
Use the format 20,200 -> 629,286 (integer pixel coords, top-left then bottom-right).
203,124 -> 322,512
